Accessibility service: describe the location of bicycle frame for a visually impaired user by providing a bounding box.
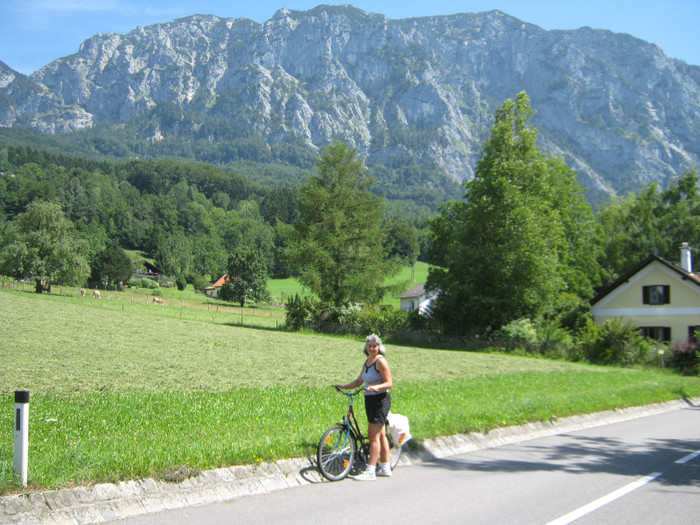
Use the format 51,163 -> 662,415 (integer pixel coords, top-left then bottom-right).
338,388 -> 370,458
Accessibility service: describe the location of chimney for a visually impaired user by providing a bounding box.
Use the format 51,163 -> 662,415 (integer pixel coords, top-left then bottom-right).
681,242 -> 693,273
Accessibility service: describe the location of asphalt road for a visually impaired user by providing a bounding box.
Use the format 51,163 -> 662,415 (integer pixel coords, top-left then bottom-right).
112,404 -> 700,524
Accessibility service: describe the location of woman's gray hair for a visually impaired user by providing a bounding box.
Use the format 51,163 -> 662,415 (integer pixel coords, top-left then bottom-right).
363,334 -> 386,356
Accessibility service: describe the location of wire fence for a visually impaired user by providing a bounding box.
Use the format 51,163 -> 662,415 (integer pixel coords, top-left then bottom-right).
0,278 -> 287,330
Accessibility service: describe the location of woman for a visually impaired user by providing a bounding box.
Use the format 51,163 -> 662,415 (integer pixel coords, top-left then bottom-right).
335,334 -> 393,481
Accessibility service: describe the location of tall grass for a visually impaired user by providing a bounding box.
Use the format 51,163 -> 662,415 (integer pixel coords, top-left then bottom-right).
1,288 -> 700,493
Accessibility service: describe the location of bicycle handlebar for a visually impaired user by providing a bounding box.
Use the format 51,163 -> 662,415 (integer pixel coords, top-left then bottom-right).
333,386 -> 365,396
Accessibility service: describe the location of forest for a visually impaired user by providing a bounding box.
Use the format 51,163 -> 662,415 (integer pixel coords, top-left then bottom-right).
0,144 -> 428,290
1,137 -> 700,292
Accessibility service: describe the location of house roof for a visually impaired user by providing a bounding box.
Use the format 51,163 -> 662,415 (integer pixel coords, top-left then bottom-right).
131,258 -> 163,274
397,283 -> 427,299
143,260 -> 163,274
590,254 -> 700,305
205,274 -> 230,290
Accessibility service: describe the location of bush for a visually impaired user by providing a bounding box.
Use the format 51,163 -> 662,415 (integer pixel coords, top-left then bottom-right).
491,318 -> 538,353
353,306 -> 409,339
192,275 -> 210,292
534,318 -> 574,359
158,275 -> 175,288
406,309 -> 433,332
670,342 -> 699,375
545,293 -> 593,335
285,294 -> 312,331
284,298 -> 410,338
579,318 -> 646,366
328,304 -> 363,325
139,277 -> 160,289
645,343 -> 670,368
128,278 -> 159,289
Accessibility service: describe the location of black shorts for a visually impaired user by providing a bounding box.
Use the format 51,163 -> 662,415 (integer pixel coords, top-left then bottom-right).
364,392 -> 391,425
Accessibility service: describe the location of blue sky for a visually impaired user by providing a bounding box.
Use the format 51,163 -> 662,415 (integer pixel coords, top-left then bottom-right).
1,0 -> 698,75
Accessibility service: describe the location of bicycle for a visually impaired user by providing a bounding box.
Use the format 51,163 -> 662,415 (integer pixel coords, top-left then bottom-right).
317,386 -> 402,481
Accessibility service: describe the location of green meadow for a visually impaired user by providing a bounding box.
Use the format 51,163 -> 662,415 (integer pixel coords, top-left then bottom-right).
266,261 -> 430,307
2,283 -> 700,494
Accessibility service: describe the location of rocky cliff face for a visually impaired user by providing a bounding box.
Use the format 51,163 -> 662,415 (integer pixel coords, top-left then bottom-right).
1,6 -> 699,202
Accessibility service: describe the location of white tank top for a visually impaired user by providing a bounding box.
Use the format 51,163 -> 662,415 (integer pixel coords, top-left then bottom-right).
362,358 -> 384,396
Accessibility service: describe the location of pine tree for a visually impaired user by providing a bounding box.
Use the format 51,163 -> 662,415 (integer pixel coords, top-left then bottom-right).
284,142 -> 400,307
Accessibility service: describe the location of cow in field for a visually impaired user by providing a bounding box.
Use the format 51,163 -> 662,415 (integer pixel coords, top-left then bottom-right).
80,289 -> 86,297
153,297 -> 164,305
93,290 -> 101,299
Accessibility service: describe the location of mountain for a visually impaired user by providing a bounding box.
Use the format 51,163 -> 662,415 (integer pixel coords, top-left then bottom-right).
1,5 -> 699,206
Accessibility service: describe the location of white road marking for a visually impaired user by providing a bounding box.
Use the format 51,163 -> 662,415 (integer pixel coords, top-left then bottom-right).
544,472 -> 663,525
675,450 -> 700,464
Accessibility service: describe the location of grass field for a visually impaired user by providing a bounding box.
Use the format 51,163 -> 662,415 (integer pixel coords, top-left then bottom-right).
266,261 -> 430,307
1,285 -> 700,494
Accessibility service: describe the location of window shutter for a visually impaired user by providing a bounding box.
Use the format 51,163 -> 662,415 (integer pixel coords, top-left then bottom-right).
663,286 -> 670,304
663,327 -> 671,341
642,287 -> 650,304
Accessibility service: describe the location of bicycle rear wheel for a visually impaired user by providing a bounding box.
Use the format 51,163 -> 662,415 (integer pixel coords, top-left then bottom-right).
386,423 -> 402,469
318,425 -> 357,481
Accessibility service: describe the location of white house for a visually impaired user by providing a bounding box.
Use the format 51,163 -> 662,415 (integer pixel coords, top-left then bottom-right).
204,274 -> 229,298
591,243 -> 700,343
397,283 -> 435,314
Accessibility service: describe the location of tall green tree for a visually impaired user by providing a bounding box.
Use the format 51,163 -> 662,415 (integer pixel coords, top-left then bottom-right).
427,92 -> 599,333
596,186 -> 663,280
220,249 -> 270,307
0,201 -> 90,285
284,141 -> 401,307
597,169 -> 700,280
191,234 -> 228,281
658,169 -> 700,259
89,240 -> 133,287
153,230 -> 193,283
544,155 -> 604,299
385,221 -> 420,266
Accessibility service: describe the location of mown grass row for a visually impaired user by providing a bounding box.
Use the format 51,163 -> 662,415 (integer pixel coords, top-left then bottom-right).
1,280 -> 286,329
1,289 -> 700,494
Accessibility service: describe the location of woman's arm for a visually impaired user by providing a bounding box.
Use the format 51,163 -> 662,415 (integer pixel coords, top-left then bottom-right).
335,371 -> 364,390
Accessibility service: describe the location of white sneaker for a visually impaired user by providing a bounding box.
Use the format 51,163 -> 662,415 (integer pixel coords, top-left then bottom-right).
352,469 -> 376,481
377,467 -> 392,477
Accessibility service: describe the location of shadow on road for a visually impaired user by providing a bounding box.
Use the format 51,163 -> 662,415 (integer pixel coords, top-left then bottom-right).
420,406 -> 700,487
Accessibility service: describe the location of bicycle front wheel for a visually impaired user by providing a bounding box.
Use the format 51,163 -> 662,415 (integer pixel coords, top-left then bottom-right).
318,425 -> 357,481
